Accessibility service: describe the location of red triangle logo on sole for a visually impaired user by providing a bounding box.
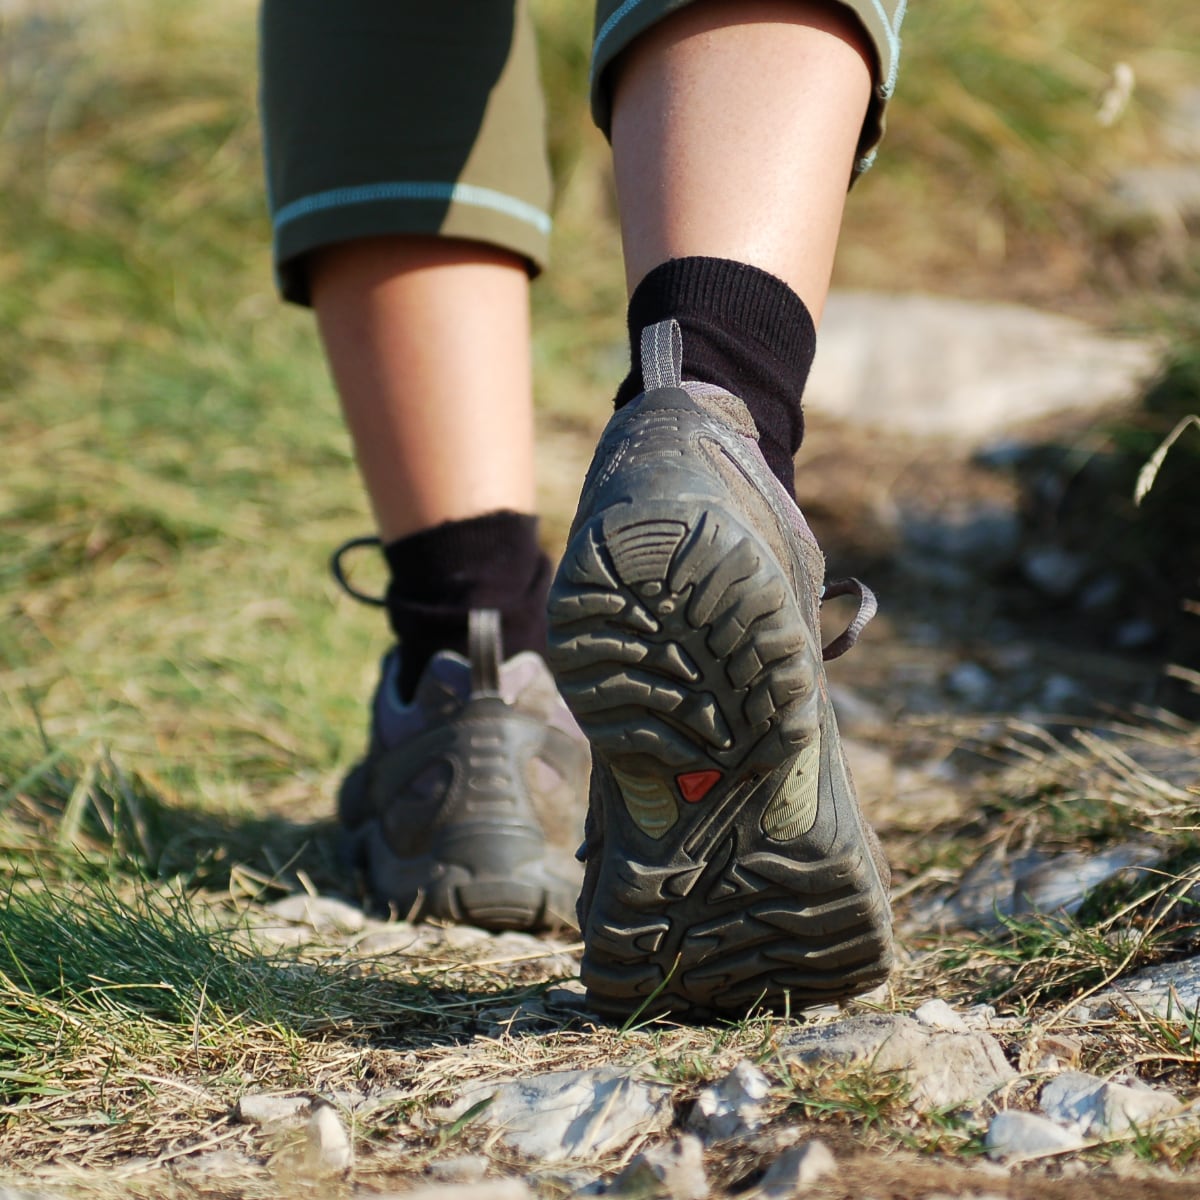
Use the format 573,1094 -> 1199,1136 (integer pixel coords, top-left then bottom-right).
676,769 -> 722,803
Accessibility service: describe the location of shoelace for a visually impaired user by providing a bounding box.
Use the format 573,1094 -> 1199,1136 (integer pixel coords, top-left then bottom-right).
330,535 -> 386,607
333,535 -> 876,660
820,577 -> 877,662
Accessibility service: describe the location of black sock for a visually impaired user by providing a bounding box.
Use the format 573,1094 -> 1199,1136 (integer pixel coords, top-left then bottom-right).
383,510 -> 551,701
614,256 -> 817,498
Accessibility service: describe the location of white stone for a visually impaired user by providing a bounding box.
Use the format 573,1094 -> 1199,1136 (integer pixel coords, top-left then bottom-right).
267,893 -> 365,934
235,1093 -> 312,1126
941,843 -> 1161,932
375,1184 -> 533,1200
758,1139 -> 838,1194
687,1060 -> 771,1141
442,1067 -> 673,1163
806,292 -> 1159,444
427,1155 -> 490,1184
609,1135 -> 709,1200
985,1111 -> 1085,1161
1040,1071 -> 1181,1137
782,1015 -> 1015,1112
913,999 -> 970,1032
1012,844 -> 1160,920
305,1102 -> 352,1171
1092,955 -> 1200,1021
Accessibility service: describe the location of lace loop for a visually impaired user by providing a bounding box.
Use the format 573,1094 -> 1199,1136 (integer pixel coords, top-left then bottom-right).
330,535 -> 387,607
820,576 -> 877,661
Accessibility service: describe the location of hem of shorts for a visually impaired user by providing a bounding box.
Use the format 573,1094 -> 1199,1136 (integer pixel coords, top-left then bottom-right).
272,197 -> 552,306
589,0 -> 900,176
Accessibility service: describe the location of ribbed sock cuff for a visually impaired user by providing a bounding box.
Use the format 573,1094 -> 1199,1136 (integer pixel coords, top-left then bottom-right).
383,510 -> 550,699
615,256 -> 817,496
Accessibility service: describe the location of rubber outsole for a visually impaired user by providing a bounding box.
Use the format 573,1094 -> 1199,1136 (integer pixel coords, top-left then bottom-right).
342,819 -> 573,931
548,498 -> 893,1019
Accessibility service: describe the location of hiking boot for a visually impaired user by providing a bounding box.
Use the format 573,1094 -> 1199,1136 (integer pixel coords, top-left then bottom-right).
338,607 -> 588,932
546,318 -> 893,1018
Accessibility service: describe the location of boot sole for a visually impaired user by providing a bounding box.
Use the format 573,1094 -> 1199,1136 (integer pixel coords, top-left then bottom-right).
549,498 -> 893,1018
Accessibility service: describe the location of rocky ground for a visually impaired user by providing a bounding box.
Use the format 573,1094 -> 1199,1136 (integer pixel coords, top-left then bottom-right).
3,293 -> 1196,1200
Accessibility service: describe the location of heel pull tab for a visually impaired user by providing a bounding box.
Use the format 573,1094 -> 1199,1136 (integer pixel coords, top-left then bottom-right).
468,608 -> 503,698
640,319 -> 683,391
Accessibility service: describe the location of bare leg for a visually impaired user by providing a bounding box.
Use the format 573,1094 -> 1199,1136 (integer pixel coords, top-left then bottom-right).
310,235 -> 536,543
611,0 -> 874,320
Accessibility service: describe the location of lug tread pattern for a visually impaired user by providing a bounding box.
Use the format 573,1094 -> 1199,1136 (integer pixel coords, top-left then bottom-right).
548,496 -> 893,1019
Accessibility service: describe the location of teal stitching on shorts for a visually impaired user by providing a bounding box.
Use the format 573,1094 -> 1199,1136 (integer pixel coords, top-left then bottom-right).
590,0 -> 645,92
871,0 -> 905,96
272,181 -> 552,238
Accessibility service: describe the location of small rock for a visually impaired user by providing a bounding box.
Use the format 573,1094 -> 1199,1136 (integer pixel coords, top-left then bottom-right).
757,1139 -> 837,1194
902,505 -> 1022,568
1091,954 -> 1200,1021
1077,573 -> 1122,613
1113,617 -> 1159,651
428,1155 -> 490,1184
913,999 -> 969,1032
354,923 -> 424,954
1041,1071 -> 1181,1137
1032,1033 -> 1082,1067
267,893 -> 365,934
1038,674 -> 1082,712
609,1135 -> 708,1200
305,1102 -> 352,1171
985,1111 -> 1085,1160
1021,547 -> 1089,600
235,1093 -> 312,1126
379,1183 -> 533,1200
441,1067 -> 672,1163
781,1015 -> 1016,1111
946,662 -> 995,706
688,1061 -> 771,1141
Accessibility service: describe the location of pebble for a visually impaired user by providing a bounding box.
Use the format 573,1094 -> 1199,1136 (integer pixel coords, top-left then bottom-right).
440,1067 -> 673,1163
375,1183 -> 533,1200
687,1060 -> 771,1141
235,1093 -> 312,1126
1037,674 -> 1082,712
305,1101 -> 352,1171
945,662 -> 995,706
1112,617 -> 1159,651
913,999 -> 970,1032
781,1015 -> 1015,1111
608,1135 -> 709,1200
427,1155 -> 490,1184
984,1110 -> 1085,1161
1040,1071 -> 1182,1137
266,893 -> 366,934
756,1139 -> 838,1195
1021,547 -> 1089,600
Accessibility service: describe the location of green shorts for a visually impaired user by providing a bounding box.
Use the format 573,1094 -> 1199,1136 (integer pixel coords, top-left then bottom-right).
260,0 -> 905,305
